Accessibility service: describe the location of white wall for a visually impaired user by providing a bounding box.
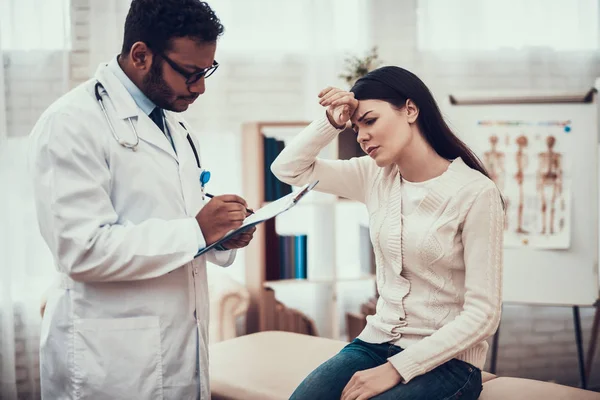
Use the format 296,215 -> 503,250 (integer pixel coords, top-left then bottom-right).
3,51 -> 67,137
4,0 -> 600,389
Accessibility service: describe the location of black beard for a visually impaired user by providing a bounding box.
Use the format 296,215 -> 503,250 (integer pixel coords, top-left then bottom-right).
142,59 -> 175,111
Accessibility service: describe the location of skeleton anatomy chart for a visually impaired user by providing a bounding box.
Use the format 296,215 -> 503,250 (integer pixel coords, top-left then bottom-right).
475,120 -> 571,249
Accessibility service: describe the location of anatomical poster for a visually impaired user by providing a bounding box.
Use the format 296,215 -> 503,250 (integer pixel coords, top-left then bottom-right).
474,120 -> 571,249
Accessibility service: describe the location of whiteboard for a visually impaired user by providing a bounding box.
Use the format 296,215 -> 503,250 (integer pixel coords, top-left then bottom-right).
444,93 -> 598,306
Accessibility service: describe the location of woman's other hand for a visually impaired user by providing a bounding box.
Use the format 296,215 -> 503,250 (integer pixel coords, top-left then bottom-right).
340,362 -> 402,400
319,87 -> 359,129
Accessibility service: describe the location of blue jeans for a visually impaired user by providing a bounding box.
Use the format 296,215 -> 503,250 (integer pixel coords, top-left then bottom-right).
290,339 -> 482,400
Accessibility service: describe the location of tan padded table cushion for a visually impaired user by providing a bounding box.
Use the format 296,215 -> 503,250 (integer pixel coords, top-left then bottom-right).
209,331 -> 599,400
210,331 -> 500,400
210,331 -> 346,400
481,371 -> 496,383
479,377 -> 600,400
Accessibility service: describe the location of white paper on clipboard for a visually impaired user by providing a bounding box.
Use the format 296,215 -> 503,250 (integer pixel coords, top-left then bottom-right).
195,180 -> 319,256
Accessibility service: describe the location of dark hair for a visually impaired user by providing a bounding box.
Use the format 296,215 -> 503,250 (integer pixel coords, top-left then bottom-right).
351,66 -> 491,180
121,0 -> 224,55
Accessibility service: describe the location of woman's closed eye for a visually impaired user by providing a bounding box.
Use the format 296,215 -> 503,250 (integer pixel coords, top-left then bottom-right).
352,118 -> 377,135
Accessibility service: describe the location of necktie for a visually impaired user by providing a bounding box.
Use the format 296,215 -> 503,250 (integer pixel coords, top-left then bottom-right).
149,106 -> 176,151
149,107 -> 165,134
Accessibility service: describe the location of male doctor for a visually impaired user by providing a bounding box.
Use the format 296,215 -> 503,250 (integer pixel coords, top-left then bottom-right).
28,1 -> 255,398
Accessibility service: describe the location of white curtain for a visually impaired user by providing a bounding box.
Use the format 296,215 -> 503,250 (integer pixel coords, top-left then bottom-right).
417,0 -> 598,51
0,38 -> 6,144
0,1 -> 70,399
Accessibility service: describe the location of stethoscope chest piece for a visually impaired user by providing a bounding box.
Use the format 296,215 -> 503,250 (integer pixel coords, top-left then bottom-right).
119,139 -> 138,151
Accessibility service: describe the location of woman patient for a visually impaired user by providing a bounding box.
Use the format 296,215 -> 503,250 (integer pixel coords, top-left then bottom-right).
271,66 -> 504,400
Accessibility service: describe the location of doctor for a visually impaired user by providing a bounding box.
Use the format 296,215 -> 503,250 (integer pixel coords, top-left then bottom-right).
28,0 -> 255,399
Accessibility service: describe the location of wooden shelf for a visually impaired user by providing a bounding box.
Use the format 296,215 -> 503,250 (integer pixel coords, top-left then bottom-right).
264,279 -> 331,286
264,275 -> 375,287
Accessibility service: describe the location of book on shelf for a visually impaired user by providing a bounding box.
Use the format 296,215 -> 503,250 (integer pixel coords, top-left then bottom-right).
279,234 -> 307,280
263,136 -> 292,201
265,218 -> 308,281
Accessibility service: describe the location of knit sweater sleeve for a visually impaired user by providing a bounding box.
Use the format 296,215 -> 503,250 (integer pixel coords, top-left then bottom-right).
270,114 -> 376,203
388,183 -> 504,383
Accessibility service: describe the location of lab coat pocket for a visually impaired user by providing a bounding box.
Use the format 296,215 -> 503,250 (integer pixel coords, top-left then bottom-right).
73,316 -> 163,400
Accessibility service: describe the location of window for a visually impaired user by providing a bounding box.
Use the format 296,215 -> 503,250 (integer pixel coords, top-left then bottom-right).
417,0 -> 598,51
0,0 -> 71,50
208,0 -> 369,55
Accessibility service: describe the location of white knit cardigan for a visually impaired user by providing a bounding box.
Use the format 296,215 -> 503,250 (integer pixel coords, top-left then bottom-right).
271,116 -> 504,383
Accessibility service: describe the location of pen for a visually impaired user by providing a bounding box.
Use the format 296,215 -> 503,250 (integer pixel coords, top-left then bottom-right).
205,193 -> 254,215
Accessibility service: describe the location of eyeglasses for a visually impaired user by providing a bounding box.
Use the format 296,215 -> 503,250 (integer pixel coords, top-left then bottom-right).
159,53 -> 219,85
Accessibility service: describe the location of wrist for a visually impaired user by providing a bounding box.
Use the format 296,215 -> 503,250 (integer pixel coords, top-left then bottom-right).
386,361 -> 403,382
192,217 -> 207,250
196,220 -> 216,246
325,110 -> 346,130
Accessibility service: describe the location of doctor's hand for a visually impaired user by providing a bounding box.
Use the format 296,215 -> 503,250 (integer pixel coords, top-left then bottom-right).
196,195 -> 250,245
220,225 -> 256,250
319,87 -> 358,129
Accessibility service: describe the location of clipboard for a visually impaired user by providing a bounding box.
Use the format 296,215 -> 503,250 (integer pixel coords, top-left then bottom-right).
195,180 -> 319,256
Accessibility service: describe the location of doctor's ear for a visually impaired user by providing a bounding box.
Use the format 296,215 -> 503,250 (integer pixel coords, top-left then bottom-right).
130,42 -> 152,70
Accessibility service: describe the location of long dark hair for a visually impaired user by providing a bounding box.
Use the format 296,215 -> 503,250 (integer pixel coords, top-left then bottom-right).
350,66 -> 491,180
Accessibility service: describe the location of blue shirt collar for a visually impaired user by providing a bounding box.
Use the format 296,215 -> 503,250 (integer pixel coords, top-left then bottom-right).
107,56 -> 156,116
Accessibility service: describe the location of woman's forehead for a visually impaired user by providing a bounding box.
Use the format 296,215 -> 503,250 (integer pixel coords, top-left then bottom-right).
352,100 -> 388,122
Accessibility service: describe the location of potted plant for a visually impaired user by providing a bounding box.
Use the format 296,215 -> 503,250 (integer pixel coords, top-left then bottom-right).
338,46 -> 381,87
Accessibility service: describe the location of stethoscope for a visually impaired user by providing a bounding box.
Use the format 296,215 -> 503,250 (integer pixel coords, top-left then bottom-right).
94,81 -> 211,194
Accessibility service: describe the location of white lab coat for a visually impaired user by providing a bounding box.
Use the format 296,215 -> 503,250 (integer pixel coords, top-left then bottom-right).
29,62 -> 235,400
